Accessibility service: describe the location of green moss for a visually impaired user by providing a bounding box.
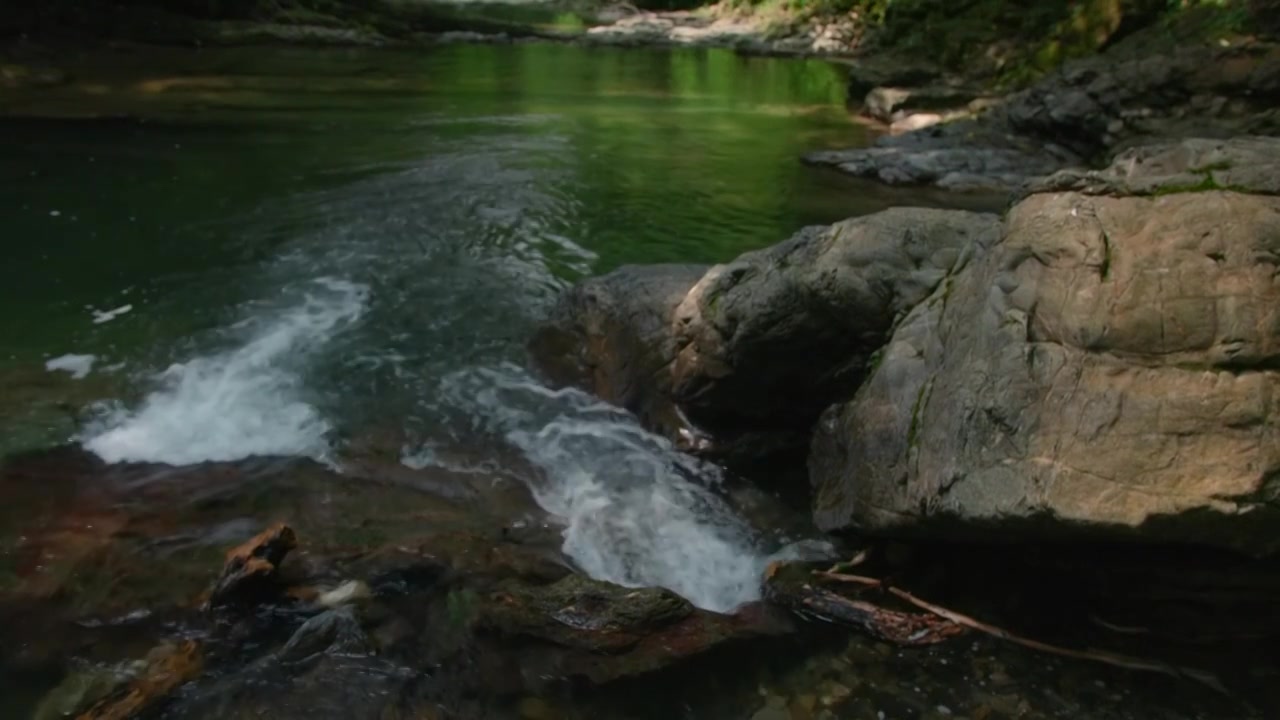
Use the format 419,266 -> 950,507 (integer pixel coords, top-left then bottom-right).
1150,172 -> 1223,196
866,347 -> 885,374
704,288 -> 723,314
1190,159 -> 1233,173
549,12 -> 587,33
446,588 -> 480,627
941,276 -> 956,310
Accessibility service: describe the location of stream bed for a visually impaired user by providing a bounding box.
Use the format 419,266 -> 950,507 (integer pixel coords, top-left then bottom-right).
0,41 -> 1262,719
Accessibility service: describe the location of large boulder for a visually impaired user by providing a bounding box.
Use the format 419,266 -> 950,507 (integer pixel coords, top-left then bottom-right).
811,137 -> 1280,555
530,210 -> 1000,464
669,209 -> 999,453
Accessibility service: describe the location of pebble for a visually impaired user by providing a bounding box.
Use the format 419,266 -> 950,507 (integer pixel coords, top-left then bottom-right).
316,580 -> 372,608
819,682 -> 851,707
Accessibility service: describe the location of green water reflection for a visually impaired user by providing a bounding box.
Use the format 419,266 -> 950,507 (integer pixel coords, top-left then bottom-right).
0,42 -> 996,450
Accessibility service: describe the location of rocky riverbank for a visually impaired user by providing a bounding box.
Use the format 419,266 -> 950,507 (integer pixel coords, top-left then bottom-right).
5,441 -> 1277,718
533,135 -> 1280,554
522,134 -> 1280,711
808,25 -> 1280,192
0,0 -> 861,56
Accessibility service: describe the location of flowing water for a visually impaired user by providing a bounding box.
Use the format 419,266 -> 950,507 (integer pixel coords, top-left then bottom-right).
0,42 -> 999,612
3,41 -> 1258,720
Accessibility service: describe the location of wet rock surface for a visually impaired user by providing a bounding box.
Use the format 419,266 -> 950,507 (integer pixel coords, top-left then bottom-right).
812,137 -> 1280,554
480,574 -> 793,685
0,441 -> 801,718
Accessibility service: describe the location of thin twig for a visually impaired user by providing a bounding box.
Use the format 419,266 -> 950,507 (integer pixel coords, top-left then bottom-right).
814,571 -> 882,587
1089,614 -> 1151,635
881,584 -> 1227,694
824,549 -> 870,574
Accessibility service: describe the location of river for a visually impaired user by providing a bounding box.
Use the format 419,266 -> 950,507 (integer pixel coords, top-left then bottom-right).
0,41 -> 1251,720
1,41 -> 996,608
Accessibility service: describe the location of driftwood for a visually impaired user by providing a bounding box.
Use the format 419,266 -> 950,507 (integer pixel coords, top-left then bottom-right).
75,640 -> 202,720
790,582 -> 966,645
769,560 -> 1226,694
209,521 -> 297,608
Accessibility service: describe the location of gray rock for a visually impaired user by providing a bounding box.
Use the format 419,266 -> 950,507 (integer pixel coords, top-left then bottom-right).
277,607 -> 370,664
670,209 -> 999,436
530,211 -> 999,465
841,57 -> 941,100
864,85 -> 982,124
811,137 -> 1280,555
1025,135 -> 1280,197
203,21 -> 390,46
804,119 -> 1074,193
815,40 -> 1280,193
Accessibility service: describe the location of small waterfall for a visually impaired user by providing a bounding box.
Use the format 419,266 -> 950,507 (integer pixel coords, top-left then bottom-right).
423,365 -> 828,613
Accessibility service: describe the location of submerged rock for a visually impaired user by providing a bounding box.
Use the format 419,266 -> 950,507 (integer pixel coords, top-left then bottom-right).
811,137 -> 1280,554
482,574 -> 693,651
480,574 -> 792,685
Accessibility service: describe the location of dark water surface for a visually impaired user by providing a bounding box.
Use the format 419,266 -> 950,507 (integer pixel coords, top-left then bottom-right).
0,43 -> 1001,452
0,41 -> 1258,720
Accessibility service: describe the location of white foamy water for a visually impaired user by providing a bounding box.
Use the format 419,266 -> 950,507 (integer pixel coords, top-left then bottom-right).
428,365 -> 827,613
45,353 -> 97,379
83,278 -> 367,465
91,304 -> 134,324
